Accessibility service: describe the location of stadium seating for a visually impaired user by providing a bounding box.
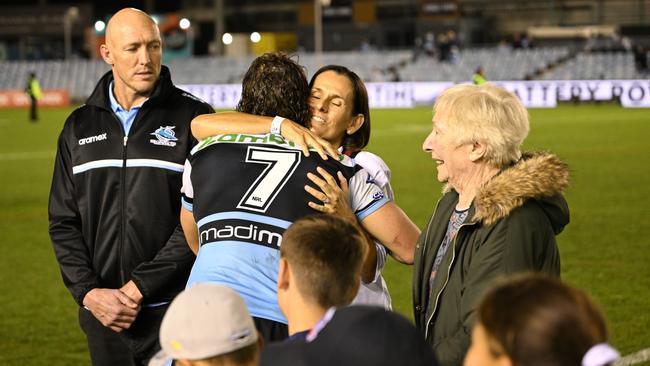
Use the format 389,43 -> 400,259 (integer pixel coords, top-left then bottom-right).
0,59 -> 109,102
0,47 -> 646,102
541,52 -> 645,80
167,55 -> 255,84
399,47 -> 571,82
294,50 -> 413,81
166,50 -> 414,84
0,51 -> 413,101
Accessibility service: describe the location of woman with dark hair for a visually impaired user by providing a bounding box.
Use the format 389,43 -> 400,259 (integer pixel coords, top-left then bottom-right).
305,65 -> 371,153
191,64 -> 418,309
465,274 -> 620,366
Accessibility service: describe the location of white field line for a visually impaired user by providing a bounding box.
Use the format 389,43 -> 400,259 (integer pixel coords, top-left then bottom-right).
0,151 -> 55,161
614,347 -> 650,366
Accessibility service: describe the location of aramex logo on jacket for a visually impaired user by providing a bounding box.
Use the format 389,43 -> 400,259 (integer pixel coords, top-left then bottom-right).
78,133 -> 107,145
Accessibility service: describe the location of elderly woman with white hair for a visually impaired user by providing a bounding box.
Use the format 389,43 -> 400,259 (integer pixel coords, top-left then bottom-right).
412,83 -> 570,366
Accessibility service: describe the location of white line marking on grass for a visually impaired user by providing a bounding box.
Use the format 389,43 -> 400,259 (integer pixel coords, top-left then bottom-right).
614,347 -> 650,366
0,151 -> 55,160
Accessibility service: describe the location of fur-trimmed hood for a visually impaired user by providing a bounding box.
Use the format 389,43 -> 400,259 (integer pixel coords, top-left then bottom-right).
450,151 -> 570,230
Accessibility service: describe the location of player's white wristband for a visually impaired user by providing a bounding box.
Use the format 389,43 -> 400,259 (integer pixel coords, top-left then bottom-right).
271,116 -> 285,135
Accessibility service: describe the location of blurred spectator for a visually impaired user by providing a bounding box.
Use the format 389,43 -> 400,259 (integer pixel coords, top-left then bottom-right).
387,66 -> 401,82
412,36 -> 424,61
431,30 -> 461,63
277,214 -> 366,342
465,274 -> 620,366
446,30 -> 460,63
261,306 -> 439,366
512,33 -> 522,49
472,67 -> 487,85
621,36 -> 632,52
360,38 -> 376,52
437,33 -> 451,62
149,283 -> 261,366
370,66 -> 385,82
497,39 -> 511,53
584,33 -> 597,52
424,32 -> 436,58
634,45 -> 648,73
521,33 -> 532,48
25,72 -> 42,122
512,32 -> 532,49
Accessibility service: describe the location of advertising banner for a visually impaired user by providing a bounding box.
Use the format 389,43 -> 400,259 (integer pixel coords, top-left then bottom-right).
178,79 -> 650,109
0,89 -> 70,108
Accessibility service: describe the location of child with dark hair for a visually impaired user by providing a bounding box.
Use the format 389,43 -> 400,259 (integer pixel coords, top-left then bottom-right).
277,214 -> 367,341
465,274 -> 620,366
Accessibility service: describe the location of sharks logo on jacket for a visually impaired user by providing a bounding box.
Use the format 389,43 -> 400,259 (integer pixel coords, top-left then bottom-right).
150,126 -> 178,147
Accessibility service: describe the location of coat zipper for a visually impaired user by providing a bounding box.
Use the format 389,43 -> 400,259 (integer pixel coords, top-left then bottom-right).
119,131 -> 128,285
416,198 -> 440,327
117,105 -> 148,284
115,104 -> 147,284
112,108 -> 131,285
424,221 -> 472,340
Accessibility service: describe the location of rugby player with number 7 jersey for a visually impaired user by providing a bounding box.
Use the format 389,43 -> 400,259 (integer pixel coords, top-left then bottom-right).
178,53 -> 418,342
190,64 -> 421,312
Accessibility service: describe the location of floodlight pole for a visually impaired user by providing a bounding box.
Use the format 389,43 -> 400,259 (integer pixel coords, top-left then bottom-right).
314,0 -> 325,67
214,0 -> 224,55
63,7 -> 79,60
64,20 -> 71,60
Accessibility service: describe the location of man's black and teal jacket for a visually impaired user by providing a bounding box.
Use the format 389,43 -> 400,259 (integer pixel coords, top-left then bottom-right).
48,66 -> 213,307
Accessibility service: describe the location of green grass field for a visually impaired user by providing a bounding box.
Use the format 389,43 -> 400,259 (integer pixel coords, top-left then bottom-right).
0,104 -> 648,365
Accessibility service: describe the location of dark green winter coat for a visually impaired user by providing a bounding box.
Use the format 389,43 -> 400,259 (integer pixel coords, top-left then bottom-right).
412,152 -> 570,366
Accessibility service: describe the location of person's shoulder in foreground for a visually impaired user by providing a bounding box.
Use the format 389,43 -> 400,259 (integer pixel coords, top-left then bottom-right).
465,273 -> 620,366
260,305 -> 439,366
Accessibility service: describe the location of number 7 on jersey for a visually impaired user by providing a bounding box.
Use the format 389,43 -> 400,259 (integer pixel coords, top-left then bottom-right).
237,146 -> 301,213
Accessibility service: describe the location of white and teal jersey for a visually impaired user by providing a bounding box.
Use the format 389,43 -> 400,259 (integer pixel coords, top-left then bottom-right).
181,133 -> 389,323
350,150 -> 394,309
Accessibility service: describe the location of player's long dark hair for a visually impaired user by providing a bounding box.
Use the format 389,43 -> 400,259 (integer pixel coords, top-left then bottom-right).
309,65 -> 371,153
237,53 -> 310,126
